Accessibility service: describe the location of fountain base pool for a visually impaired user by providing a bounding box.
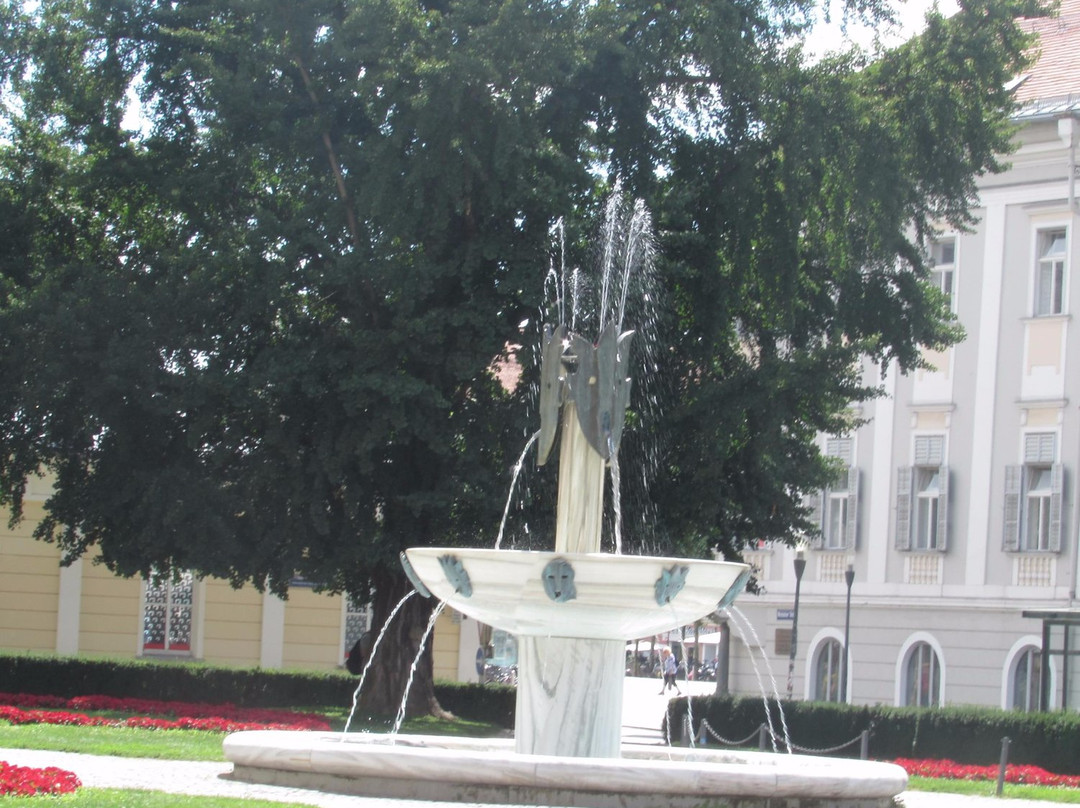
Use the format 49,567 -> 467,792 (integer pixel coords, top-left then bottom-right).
224,730 -> 907,808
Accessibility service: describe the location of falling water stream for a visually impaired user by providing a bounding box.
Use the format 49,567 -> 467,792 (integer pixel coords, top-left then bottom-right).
391,600 -> 448,738
341,589 -> 417,737
493,430 -> 541,551
725,604 -> 792,753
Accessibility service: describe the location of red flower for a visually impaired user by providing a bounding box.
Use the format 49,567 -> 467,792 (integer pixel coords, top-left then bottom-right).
0,693 -> 330,732
893,758 -> 1080,788
0,761 -> 81,796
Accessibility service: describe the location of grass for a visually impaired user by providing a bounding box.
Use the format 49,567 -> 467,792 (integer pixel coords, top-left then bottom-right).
0,788 -> 321,807
0,723 -> 227,760
908,774 -> 1080,803
6,714 -> 1080,805
0,709 -> 505,762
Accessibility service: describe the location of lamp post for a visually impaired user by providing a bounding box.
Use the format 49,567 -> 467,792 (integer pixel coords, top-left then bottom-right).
786,550 -> 806,700
841,564 -> 855,703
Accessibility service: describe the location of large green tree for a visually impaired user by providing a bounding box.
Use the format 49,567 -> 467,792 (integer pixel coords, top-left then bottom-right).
0,0 -> 1042,713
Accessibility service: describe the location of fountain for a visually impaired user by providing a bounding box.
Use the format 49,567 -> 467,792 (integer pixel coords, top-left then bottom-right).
223,196 -> 908,807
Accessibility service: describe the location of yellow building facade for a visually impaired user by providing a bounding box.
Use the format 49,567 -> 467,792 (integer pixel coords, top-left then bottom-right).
0,479 -> 472,680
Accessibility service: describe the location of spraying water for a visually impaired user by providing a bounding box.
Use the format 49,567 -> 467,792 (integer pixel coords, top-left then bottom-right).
341,589 -> 417,737
494,430 -> 541,550
725,605 -> 793,753
390,600 -> 448,738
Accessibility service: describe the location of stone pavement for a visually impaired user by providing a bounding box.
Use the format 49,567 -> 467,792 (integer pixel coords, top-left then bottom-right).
0,677 -> 1061,807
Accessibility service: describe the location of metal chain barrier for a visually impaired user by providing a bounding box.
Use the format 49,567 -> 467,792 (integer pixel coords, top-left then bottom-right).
694,718 -> 871,759
787,735 -> 863,755
696,719 -> 767,748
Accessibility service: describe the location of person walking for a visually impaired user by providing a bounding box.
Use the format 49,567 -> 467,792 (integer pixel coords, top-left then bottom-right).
658,648 -> 682,696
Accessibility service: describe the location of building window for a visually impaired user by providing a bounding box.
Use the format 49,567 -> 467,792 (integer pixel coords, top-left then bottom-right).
813,639 -> 843,702
930,238 -> 956,311
809,438 -> 858,551
1004,433 -> 1064,553
343,595 -> 372,658
1034,229 -> 1066,316
896,436 -> 949,552
142,570 -> 194,654
903,642 -> 941,707
1010,646 -> 1042,712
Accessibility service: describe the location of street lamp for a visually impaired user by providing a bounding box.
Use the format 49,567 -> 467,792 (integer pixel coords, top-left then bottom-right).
841,563 -> 855,703
786,550 -> 806,700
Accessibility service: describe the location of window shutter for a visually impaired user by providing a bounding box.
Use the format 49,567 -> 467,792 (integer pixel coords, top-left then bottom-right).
805,490 -> 824,549
1049,463 -> 1064,552
1024,433 -> 1056,464
936,466 -> 949,552
1003,465 -> 1023,552
914,436 -> 944,467
895,467 -> 913,551
844,466 -> 859,550
827,437 -> 852,464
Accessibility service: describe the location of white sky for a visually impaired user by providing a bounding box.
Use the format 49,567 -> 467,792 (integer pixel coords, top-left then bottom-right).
802,0 -> 961,60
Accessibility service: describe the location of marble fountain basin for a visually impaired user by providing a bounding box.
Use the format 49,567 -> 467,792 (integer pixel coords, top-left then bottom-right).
224,730 -> 909,808
403,547 -> 751,639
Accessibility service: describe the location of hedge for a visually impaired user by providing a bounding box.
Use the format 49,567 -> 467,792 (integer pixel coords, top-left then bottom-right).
667,695 -> 1080,774
0,653 -> 515,728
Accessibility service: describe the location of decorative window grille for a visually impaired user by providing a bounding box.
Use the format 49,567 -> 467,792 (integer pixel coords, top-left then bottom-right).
142,570 -> 194,654
343,595 -> 372,655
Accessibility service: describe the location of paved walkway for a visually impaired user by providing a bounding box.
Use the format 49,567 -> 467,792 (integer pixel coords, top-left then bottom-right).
0,677 -> 1060,807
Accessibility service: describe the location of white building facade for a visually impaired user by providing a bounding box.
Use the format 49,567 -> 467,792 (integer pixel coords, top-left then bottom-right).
727,2 -> 1080,712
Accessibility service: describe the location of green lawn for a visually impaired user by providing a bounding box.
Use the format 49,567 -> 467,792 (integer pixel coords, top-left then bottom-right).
908,775 -> 1080,803
5,716 -> 1080,805
0,789 -> 320,808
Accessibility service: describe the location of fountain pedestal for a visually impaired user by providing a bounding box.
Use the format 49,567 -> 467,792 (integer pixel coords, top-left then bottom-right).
515,636 -> 624,757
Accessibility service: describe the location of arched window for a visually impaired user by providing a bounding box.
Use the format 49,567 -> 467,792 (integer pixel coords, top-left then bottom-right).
903,642 -> 941,707
1010,646 -> 1042,712
813,638 -> 843,702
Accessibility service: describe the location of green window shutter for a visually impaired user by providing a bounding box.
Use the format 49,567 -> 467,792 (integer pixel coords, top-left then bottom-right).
895,467 -> 913,551
937,466 -> 949,552
1049,463 -> 1064,552
805,490 -> 824,550
1003,465 -> 1023,553
844,466 -> 859,550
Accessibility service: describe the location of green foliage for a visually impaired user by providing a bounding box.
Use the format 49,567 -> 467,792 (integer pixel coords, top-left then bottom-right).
0,0 -> 1046,702
673,695 -> 1080,775
0,652 -> 515,727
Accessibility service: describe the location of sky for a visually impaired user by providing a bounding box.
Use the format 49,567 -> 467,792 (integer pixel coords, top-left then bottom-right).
802,0 -> 961,60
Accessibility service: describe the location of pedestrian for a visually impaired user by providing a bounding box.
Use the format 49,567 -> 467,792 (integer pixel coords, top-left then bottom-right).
658,648 -> 682,696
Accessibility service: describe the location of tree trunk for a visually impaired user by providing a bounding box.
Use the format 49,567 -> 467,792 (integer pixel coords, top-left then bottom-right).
358,569 -> 452,720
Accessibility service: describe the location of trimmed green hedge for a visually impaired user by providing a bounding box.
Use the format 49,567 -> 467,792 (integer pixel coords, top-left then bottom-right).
0,653 -> 515,728
668,695 -> 1080,774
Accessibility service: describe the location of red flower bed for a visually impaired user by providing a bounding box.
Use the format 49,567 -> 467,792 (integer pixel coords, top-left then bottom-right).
895,758 -> 1080,788
0,693 -> 330,731
0,761 -> 81,796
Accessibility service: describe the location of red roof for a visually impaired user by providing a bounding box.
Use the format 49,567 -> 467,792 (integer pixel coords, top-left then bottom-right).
1013,0 -> 1080,104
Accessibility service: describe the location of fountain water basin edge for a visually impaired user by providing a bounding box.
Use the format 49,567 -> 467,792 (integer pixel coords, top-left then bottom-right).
224,730 -> 908,808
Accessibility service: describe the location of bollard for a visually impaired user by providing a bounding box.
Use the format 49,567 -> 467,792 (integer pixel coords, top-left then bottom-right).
996,737 -> 1011,796
860,730 -> 870,760
758,723 -> 768,752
